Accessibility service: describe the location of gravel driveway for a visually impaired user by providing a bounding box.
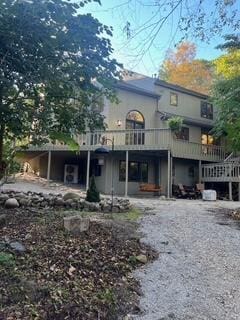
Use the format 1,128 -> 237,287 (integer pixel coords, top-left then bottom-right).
130,199 -> 240,320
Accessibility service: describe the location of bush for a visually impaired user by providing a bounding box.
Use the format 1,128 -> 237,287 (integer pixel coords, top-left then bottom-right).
3,141 -> 21,176
0,252 -> 15,268
86,176 -> 100,203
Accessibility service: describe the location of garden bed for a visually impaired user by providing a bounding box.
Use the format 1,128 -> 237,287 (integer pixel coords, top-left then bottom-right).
0,207 -> 156,320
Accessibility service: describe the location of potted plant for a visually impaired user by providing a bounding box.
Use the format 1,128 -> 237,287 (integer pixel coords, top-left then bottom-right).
167,116 -> 183,137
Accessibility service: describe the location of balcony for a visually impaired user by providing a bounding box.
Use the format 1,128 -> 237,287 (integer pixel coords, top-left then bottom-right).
27,128 -> 226,162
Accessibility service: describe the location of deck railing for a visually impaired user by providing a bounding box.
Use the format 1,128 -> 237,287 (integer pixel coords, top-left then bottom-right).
171,138 -> 226,161
75,128 -> 172,150
202,162 -> 240,182
29,128 -> 226,162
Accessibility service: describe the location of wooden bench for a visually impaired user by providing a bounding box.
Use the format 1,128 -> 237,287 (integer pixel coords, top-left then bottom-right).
139,183 -> 162,194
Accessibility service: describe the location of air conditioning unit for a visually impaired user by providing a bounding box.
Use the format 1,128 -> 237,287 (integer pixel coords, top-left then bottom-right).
64,164 -> 78,184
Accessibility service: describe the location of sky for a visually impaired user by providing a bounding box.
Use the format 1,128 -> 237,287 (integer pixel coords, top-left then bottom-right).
81,0 -> 240,76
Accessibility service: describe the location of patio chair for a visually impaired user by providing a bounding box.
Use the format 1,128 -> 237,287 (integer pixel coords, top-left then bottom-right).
178,184 -> 196,199
195,183 -> 204,199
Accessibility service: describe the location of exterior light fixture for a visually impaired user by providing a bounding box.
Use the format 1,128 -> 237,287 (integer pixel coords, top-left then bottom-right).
116,119 -> 122,127
98,157 -> 105,166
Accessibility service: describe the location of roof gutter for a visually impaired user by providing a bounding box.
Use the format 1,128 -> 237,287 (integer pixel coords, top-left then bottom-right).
157,111 -> 214,129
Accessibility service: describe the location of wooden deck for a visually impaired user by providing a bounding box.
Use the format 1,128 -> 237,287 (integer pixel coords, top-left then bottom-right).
26,128 -> 226,162
202,162 -> 240,183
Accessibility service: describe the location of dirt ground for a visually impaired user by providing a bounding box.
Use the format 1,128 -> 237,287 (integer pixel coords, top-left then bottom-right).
2,173 -> 87,196
0,207 -> 156,320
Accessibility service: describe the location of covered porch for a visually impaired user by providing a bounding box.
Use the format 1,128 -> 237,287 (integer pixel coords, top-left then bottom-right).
21,149 -> 202,198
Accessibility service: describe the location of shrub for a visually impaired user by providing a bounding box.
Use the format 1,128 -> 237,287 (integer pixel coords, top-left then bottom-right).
86,176 -> 100,203
0,252 -> 15,268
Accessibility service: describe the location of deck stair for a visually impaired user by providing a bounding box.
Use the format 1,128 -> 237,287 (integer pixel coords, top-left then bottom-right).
202,150 -> 240,183
201,150 -> 240,200
202,161 -> 240,183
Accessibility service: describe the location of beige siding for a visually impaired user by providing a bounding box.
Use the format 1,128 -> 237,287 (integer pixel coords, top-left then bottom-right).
156,87 -> 215,122
100,153 -> 156,196
105,89 -> 158,130
102,88 -> 214,147
173,158 -> 199,186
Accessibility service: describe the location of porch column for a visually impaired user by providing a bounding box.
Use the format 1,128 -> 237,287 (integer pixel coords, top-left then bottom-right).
229,181 -> 233,201
170,155 -> 173,197
199,160 -> 202,183
86,150 -> 90,191
167,150 -> 171,198
125,151 -> 129,197
158,158 -> 161,188
238,183 -> 240,202
47,150 -> 52,183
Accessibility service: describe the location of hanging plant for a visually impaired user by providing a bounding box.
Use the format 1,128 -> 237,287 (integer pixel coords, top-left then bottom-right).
167,116 -> 183,134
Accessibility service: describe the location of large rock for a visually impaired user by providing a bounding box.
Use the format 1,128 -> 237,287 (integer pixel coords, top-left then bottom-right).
0,194 -> 9,203
64,215 -> 90,234
112,206 -> 120,213
63,192 -> 80,201
9,241 -> 26,253
135,254 -> 148,264
5,198 -> 19,209
19,198 -> 30,207
84,201 -> 100,212
102,205 -> 111,213
55,197 -> 65,206
65,199 -> 78,209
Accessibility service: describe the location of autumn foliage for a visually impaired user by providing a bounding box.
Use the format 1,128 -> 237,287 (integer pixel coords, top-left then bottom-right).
159,42 -> 213,95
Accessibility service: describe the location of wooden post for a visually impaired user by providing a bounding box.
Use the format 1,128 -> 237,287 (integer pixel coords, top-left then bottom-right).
125,151 -> 129,197
170,155 -> 173,197
229,181 -> 233,201
167,150 -> 171,198
47,150 -> 52,183
238,183 -> 240,202
199,160 -> 202,183
158,158 -> 161,189
86,150 -> 90,191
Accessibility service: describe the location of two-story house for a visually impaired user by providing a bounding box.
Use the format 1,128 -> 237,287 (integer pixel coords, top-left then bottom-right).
22,71 -> 226,197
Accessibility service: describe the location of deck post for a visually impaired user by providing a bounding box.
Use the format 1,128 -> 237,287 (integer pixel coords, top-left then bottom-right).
229,181 -> 233,201
170,155 -> 173,197
158,158 -> 161,189
167,150 -> 171,198
47,150 -> 52,183
199,160 -> 202,183
86,150 -> 90,191
125,151 -> 129,197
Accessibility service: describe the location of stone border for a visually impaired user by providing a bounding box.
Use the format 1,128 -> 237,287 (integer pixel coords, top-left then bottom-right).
0,191 -> 132,213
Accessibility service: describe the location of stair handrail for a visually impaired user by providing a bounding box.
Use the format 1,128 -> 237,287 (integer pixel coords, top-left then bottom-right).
224,152 -> 233,162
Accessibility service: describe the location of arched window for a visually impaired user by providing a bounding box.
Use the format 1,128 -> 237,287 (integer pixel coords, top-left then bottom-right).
125,110 -> 145,145
126,110 -> 145,130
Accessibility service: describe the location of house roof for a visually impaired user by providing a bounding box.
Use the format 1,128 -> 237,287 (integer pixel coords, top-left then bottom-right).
121,70 -> 209,99
114,81 -> 161,99
154,79 -> 208,99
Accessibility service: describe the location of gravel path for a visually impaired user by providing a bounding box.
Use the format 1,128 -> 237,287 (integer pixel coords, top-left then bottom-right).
130,199 -> 240,320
